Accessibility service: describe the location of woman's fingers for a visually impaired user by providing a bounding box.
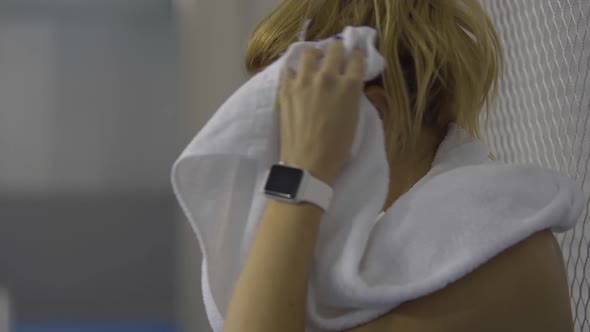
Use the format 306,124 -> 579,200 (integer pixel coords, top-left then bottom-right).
346,48 -> 365,81
296,41 -> 364,83
298,47 -> 323,83
322,38 -> 345,74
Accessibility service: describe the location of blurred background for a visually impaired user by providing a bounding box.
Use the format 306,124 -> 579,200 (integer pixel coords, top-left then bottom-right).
0,0 -> 278,331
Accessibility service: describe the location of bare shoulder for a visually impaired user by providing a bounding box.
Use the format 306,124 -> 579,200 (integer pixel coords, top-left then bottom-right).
348,230 -> 574,332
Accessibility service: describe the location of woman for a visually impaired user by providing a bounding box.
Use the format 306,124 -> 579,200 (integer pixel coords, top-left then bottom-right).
222,1 -> 574,331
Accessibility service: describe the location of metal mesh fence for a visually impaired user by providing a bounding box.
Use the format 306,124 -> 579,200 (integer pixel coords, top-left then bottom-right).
479,1 -> 590,330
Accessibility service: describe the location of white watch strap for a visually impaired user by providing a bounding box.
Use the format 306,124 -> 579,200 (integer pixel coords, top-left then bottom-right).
299,170 -> 333,212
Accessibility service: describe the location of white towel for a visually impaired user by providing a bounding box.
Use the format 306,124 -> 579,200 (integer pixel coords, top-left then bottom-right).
171,26 -> 586,332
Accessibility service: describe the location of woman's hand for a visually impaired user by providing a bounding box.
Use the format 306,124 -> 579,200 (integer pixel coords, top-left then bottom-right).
278,38 -> 366,186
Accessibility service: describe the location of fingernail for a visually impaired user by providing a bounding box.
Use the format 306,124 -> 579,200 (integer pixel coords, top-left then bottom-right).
332,35 -> 342,40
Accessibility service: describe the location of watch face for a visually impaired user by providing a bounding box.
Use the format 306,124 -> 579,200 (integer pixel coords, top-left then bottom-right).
264,164 -> 303,199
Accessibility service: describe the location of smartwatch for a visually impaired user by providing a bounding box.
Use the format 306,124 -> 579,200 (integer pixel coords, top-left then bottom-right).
262,161 -> 333,212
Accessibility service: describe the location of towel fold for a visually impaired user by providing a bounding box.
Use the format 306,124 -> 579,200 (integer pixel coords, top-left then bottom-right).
171,26 -> 586,331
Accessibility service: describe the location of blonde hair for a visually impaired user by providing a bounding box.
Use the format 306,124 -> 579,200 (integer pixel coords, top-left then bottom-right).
244,0 -> 504,157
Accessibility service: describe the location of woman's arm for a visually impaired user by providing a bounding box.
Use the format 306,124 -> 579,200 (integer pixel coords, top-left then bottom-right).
223,39 -> 364,332
222,182 -> 327,332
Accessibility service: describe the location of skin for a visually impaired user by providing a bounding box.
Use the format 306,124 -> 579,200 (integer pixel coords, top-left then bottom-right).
222,39 -> 574,332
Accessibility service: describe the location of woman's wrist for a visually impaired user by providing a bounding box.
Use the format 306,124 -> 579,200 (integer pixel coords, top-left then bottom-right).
280,158 -> 339,187
307,167 -> 337,187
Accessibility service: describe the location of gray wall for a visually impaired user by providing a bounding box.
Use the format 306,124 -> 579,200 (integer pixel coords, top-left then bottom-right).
0,194 -> 176,320
0,1 -> 179,195
172,0 -> 280,331
0,0 -> 181,323
0,0 -> 285,329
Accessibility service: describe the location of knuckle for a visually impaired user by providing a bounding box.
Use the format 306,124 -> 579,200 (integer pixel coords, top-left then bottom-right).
344,75 -> 362,88
302,48 -> 313,57
303,47 -> 321,57
315,70 -> 335,84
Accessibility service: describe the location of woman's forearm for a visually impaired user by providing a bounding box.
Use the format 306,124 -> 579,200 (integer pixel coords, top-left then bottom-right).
222,198 -> 324,332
